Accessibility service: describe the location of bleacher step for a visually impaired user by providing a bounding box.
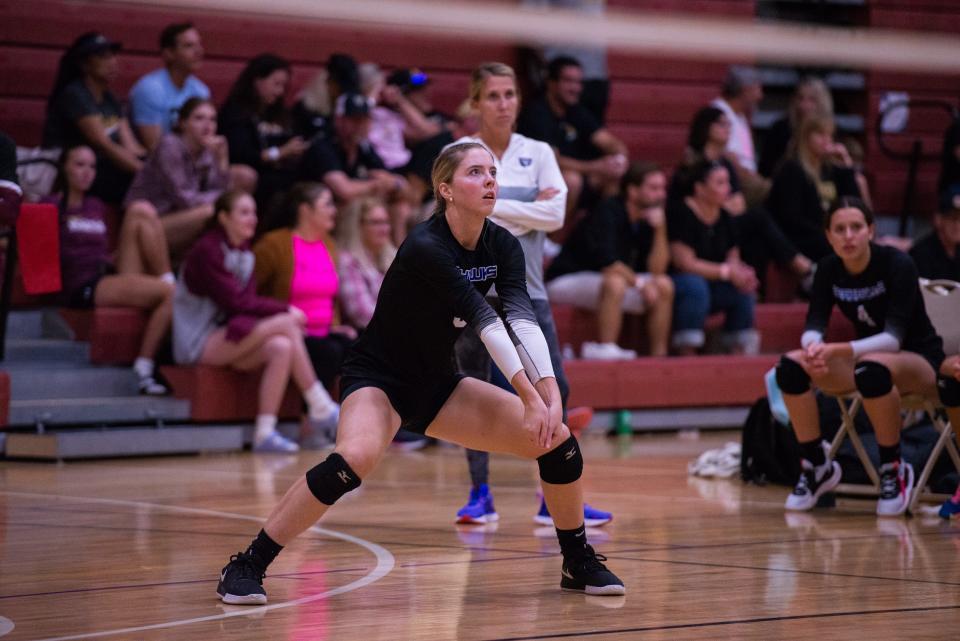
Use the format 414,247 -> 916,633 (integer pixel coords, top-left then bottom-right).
4,425 -> 244,460
9,396 -> 191,427
10,366 -> 142,400
4,339 -> 90,366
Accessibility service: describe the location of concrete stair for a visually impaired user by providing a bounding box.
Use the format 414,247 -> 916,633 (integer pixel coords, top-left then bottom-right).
2,311 -> 243,460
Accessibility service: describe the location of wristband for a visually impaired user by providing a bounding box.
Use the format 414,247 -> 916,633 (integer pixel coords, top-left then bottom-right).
267,146 -> 280,162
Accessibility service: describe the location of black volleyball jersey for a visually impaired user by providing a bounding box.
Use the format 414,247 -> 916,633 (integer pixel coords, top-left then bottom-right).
806,244 -> 943,361
344,213 -> 537,381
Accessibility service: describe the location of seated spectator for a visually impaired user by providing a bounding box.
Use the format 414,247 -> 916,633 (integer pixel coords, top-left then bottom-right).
254,183 -> 351,439
335,197 -> 396,330
219,54 -> 308,208
759,76 -> 833,178
936,353 -> 960,519
767,115 -> 861,262
291,53 -> 360,143
939,113 -> 960,196
517,55 -> 628,216
775,197 -> 944,517
910,187 -> 960,281
546,161 -> 673,358
0,131 -> 21,226
299,93 -> 411,245
124,98 -> 230,262
173,190 -> 338,453
711,66 -> 768,206
128,22 -> 209,152
359,63 -> 411,172
380,68 -> 455,204
43,32 -> 145,204
669,160 -> 759,354
671,106 -> 812,288
44,145 -> 174,394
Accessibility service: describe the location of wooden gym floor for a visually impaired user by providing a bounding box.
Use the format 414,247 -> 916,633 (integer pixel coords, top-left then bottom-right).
1,431 -> 959,640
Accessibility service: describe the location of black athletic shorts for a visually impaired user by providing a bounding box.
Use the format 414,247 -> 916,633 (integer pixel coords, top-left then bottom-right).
339,370 -> 465,435
63,275 -> 103,309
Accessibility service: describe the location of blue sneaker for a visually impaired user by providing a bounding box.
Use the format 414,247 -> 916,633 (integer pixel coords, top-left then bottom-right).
939,486 -> 960,519
534,496 -> 613,527
456,484 -> 498,524
253,431 -> 300,454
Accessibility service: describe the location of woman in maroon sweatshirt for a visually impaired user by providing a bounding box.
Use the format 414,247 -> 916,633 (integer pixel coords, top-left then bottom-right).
172,189 -> 337,453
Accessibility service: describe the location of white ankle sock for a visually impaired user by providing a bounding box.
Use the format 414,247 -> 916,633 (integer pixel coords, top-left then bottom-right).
160,272 -> 176,285
133,357 -> 154,379
304,382 -> 336,420
254,414 -> 278,444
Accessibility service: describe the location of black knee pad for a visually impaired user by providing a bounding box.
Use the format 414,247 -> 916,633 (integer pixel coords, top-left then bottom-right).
938,375 -> 960,408
537,434 -> 583,485
776,356 -> 810,394
305,453 -> 362,505
854,361 -> 893,398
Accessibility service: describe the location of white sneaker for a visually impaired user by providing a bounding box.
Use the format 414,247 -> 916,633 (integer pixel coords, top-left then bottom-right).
581,342 -> 637,360
877,460 -> 915,517
785,458 -> 841,511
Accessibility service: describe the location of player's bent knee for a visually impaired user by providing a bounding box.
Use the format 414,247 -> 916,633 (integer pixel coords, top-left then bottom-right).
305,453 -> 362,505
854,360 -> 893,398
776,355 -> 810,394
938,374 -> 960,407
537,434 -> 583,485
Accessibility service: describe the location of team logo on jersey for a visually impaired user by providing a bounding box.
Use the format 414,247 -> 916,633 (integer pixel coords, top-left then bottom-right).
856,304 -> 878,328
519,157 -> 532,167
459,265 -> 498,282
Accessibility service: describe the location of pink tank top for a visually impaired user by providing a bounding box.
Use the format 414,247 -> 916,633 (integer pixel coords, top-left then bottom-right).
290,235 -> 338,337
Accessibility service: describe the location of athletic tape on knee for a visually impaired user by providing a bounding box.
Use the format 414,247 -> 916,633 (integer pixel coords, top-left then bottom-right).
776,356 -> 810,394
938,375 -> 960,407
537,434 -> 583,485
854,361 -> 893,398
305,452 -> 362,505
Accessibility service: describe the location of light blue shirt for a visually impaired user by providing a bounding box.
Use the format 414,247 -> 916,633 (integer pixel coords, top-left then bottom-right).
129,68 -> 211,133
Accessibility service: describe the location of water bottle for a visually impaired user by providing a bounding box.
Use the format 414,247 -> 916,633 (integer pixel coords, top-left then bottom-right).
614,409 -> 632,436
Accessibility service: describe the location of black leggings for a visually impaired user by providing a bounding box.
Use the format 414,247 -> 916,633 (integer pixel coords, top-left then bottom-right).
304,333 -> 353,389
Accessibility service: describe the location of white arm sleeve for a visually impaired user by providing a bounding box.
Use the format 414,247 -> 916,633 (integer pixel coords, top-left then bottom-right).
800,330 -> 823,349
479,319 -> 524,382
850,332 -> 900,358
510,319 -> 555,384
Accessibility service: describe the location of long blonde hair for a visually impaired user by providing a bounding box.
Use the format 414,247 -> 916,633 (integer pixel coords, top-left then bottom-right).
790,114 -> 837,209
336,197 -> 396,273
789,76 -> 834,129
430,141 -> 491,217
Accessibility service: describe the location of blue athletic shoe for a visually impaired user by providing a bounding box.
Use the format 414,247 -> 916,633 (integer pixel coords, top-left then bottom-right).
939,486 -> 960,519
456,484 -> 498,524
534,496 -> 613,527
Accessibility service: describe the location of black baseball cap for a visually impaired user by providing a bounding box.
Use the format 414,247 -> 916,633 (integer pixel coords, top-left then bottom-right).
72,32 -> 122,59
336,92 -> 370,118
387,68 -> 429,93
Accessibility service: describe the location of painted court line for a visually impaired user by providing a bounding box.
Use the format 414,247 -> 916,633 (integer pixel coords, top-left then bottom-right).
0,491 -> 395,641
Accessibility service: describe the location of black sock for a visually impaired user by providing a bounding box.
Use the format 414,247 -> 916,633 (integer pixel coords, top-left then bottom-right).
245,529 -> 284,569
556,524 -> 587,558
799,438 -> 826,467
879,443 -> 901,467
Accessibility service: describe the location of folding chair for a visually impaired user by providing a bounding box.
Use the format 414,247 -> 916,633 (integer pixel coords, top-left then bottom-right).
826,278 -> 960,513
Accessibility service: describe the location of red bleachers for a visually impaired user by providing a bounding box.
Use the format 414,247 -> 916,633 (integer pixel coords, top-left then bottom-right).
59,307 -> 146,365
553,301 -> 855,357
161,364 -> 302,423
567,354 -> 776,410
